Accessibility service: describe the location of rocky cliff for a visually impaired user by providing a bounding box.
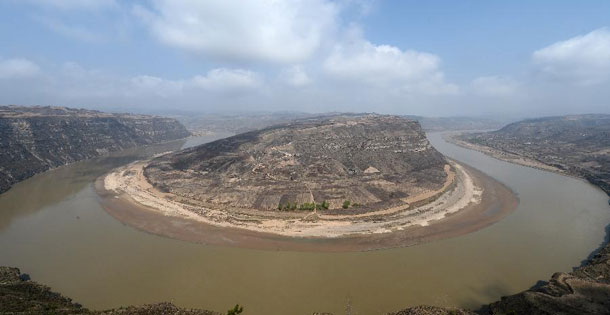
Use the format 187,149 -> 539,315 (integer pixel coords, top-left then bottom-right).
0,105 -> 190,194
485,241 -> 610,314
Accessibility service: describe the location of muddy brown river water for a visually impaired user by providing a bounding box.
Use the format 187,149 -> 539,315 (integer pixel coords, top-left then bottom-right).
1,132 -> 609,315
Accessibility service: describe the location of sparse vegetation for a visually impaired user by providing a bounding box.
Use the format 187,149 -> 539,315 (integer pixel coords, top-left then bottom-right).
227,304 -> 243,315
278,201 -> 331,211
299,202 -> 316,210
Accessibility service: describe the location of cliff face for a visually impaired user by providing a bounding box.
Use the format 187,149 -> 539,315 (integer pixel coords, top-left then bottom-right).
0,106 -> 190,194
144,114 -> 447,211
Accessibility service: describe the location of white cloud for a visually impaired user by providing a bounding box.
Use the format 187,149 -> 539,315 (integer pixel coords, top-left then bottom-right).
533,28 -> 610,85
0,59 -> 266,110
130,75 -> 184,97
471,76 -> 518,96
21,0 -> 116,10
280,65 -> 311,87
324,38 -> 457,94
191,68 -> 262,91
0,58 -> 41,79
130,68 -> 262,97
134,0 -> 338,64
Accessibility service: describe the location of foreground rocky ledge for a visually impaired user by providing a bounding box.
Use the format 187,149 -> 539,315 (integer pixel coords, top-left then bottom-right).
0,266 -> 219,314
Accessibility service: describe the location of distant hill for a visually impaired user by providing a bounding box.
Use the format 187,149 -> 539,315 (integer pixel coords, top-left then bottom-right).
406,115 -> 508,132
461,114 -> 610,195
176,112 -> 511,135
176,111 -> 323,134
0,105 -> 190,194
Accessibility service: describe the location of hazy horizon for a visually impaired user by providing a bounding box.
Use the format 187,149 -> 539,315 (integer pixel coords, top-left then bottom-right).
2,1 -> 610,117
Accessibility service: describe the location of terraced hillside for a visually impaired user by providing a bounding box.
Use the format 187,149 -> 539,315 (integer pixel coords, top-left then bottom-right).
144,114 -> 448,211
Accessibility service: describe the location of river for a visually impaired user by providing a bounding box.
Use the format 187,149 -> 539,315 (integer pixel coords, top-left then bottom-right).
0,132 -> 608,315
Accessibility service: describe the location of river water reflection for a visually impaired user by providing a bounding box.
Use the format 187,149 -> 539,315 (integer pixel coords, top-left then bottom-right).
0,132 -> 608,315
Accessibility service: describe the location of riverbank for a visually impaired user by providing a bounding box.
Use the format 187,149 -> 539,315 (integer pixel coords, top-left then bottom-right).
440,131 -> 610,314
95,160 -> 517,251
447,127 -> 610,197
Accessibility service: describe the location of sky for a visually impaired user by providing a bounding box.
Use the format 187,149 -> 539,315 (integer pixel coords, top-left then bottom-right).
1,0 -> 610,117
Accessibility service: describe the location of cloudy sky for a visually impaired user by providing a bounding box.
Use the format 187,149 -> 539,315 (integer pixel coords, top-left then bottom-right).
1,0 -> 610,117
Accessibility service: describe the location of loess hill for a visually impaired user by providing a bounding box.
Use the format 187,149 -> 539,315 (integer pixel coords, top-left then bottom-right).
0,105 -> 190,194
144,114 -> 448,211
460,114 -> 610,195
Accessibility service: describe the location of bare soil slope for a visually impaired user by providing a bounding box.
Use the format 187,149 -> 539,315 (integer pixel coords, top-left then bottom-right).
144,114 -> 447,211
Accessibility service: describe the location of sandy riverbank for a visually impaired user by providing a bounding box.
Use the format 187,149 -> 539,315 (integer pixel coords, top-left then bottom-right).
95,158 -> 518,251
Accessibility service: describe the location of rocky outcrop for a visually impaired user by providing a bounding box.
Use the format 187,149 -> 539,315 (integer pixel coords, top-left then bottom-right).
0,267 -> 220,314
0,105 -> 190,194
0,266 -> 88,314
388,243 -> 610,314
486,242 -> 610,314
144,114 -> 447,212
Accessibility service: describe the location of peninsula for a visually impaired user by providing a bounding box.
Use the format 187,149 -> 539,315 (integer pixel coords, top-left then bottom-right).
98,114 -> 517,250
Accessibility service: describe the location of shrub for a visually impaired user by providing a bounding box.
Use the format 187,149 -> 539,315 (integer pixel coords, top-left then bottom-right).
227,304 -> 243,315
299,202 -> 316,210
342,200 -> 351,209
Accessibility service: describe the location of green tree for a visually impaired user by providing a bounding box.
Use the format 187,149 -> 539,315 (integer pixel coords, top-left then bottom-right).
227,304 -> 243,315
342,200 -> 351,209
321,200 -> 329,209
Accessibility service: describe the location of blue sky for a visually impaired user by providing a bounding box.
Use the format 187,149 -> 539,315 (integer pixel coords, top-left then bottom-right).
1,0 -> 610,117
